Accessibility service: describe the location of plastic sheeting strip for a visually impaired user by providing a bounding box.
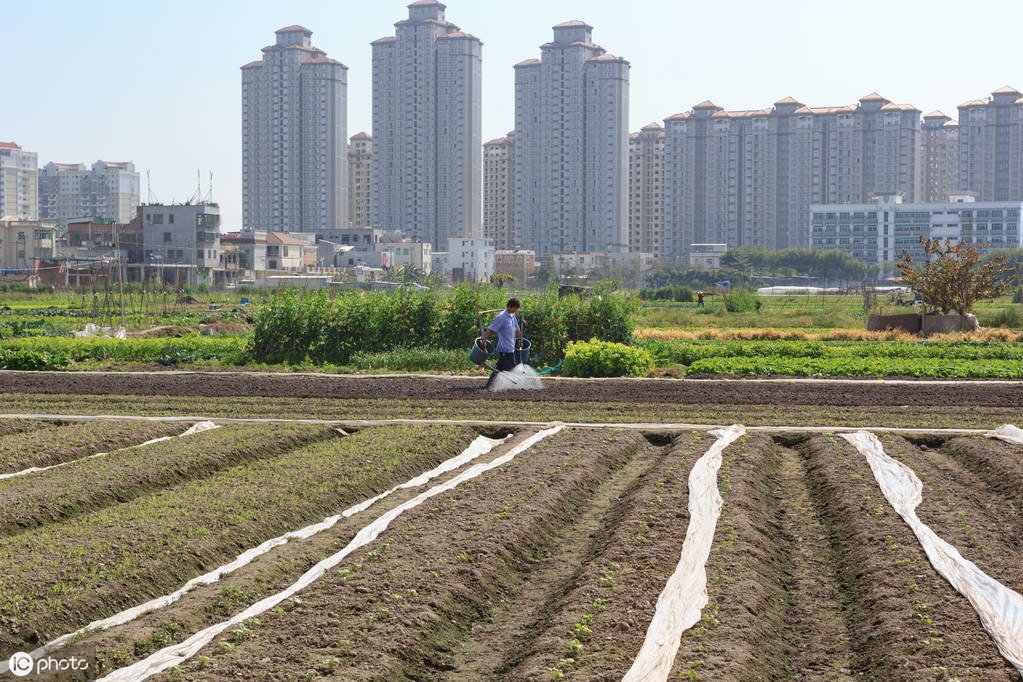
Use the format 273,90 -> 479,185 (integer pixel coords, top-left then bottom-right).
98,425 -> 563,681
623,424 -> 746,682
0,421 -> 219,483
987,424 -> 1023,447
841,431 -> 1023,675
1,433 -> 507,673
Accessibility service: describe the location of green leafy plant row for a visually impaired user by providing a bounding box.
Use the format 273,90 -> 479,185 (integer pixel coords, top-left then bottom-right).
0,336 -> 248,365
686,355 -> 1023,378
641,339 -> 1023,366
562,339 -> 654,378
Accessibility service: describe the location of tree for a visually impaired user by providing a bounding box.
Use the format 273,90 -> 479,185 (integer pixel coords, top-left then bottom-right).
897,236 -> 1015,315
490,273 -> 515,288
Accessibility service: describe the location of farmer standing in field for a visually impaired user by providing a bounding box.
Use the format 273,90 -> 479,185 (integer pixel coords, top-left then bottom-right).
697,290 -> 705,307
480,297 -> 523,389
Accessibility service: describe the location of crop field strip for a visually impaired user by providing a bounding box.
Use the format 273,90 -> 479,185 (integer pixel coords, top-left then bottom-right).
2,393 -> 1022,429
1,420 -> 1020,679
0,419 -> 186,475
0,424 -> 484,662
132,426 -> 647,680
0,422 -> 339,536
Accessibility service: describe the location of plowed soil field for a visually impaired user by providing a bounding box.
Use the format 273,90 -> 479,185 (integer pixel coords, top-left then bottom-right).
0,373 -> 1020,681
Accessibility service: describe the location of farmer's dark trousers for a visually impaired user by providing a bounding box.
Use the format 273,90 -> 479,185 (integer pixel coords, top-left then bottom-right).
486,351 -> 517,388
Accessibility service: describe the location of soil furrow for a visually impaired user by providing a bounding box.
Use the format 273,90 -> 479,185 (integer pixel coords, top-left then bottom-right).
802,434 -> 1019,680
0,423 -> 338,536
0,425 -> 479,660
161,428 -> 645,681
445,434 -> 684,680
2,371 -> 1023,407
0,419 -> 184,474
28,430 -> 532,681
880,435 -> 1023,593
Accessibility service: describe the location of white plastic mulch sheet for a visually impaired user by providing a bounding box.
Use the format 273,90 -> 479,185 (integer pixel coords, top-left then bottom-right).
98,425 -> 563,682
5,433 -> 506,672
0,420 -> 219,482
841,431 -> 1023,675
623,424 -> 746,682
987,424 -> 1023,447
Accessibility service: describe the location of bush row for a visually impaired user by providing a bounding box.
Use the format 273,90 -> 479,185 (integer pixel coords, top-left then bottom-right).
250,283 -> 636,364
637,285 -> 695,302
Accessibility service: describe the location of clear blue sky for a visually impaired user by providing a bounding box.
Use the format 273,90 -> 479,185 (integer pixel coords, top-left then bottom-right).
7,0 -> 1022,231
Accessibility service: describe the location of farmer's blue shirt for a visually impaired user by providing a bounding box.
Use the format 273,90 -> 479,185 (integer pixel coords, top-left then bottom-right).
488,309 -> 519,353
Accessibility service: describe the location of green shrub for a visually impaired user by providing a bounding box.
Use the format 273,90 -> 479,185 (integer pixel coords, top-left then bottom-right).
723,288 -> 763,313
250,283 -> 636,366
638,285 -> 695,303
562,339 -> 653,378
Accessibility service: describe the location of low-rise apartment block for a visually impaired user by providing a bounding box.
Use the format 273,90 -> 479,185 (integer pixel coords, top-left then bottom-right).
38,160 -> 140,228
810,193 -> 1022,265
141,203 -> 221,270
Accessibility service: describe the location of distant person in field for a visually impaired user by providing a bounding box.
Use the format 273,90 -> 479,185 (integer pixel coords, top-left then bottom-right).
480,297 -> 523,389
697,291 -> 705,307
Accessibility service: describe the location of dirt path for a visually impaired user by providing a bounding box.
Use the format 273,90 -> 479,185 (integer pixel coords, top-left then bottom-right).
2,371 -> 1023,407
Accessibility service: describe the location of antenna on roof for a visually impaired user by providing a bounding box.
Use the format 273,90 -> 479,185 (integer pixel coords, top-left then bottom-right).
146,170 -> 160,205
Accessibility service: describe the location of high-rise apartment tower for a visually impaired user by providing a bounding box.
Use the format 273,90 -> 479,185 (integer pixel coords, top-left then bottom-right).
38,160 -> 139,228
663,93 -> 921,257
371,1 -> 482,248
348,133 -> 373,228
0,142 -> 38,221
513,21 -> 629,258
628,123 -> 665,257
242,26 -> 348,234
921,111 -> 960,202
483,133 -> 514,250
958,86 -> 1023,201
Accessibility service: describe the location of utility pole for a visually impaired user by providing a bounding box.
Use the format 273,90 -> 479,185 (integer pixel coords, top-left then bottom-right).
114,223 -> 126,328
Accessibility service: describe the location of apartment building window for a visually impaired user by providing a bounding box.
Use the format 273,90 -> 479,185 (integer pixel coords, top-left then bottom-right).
168,214 -> 175,224
164,232 -> 172,243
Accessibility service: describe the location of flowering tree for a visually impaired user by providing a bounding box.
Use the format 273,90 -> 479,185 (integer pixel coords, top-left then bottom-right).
897,236 -> 1014,315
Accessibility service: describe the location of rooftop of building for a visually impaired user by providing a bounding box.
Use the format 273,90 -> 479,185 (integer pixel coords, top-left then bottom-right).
408,0 -> 446,6
350,132 -> 372,140
774,96 -> 805,106
484,136 -> 508,145
924,110 -> 950,119
0,142 -> 21,150
859,92 -> 889,102
267,232 -> 306,246
640,122 -> 664,131
992,85 -> 1021,95
587,53 -> 627,63
275,25 -> 312,34
371,36 -> 397,44
514,58 -> 540,67
554,19 -> 593,28
437,31 -> 479,40
241,60 -> 263,69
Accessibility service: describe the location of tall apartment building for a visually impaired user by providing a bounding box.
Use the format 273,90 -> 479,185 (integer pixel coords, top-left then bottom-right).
371,1 -> 482,248
348,132 -> 373,227
921,111 -> 960,202
38,160 -> 139,228
513,21 -> 629,258
483,133 -> 514,250
242,26 -> 348,235
663,92 -> 921,258
628,123 -> 665,257
0,142 -> 38,220
810,193 -> 1021,264
958,86 -> 1023,201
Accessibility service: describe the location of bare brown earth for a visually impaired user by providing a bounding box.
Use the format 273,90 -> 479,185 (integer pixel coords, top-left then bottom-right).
2,370 -> 1023,407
